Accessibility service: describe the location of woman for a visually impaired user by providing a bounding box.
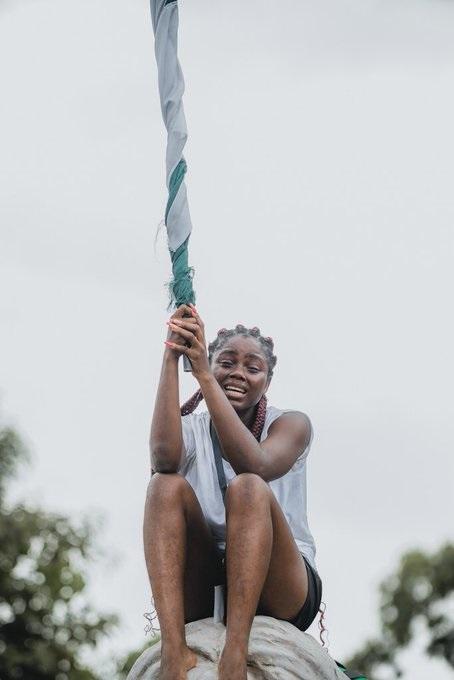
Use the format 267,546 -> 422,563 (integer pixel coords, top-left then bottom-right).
144,303 -> 321,680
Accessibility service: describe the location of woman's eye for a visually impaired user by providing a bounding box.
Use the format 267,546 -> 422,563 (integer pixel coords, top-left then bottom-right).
220,361 -> 232,367
248,367 -> 260,373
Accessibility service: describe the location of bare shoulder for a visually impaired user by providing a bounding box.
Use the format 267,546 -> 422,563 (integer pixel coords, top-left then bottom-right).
268,410 -> 312,449
259,409 -> 313,480
271,409 -> 311,429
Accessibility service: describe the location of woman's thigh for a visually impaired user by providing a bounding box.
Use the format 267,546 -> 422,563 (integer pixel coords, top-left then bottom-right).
256,488 -> 309,621
147,473 -> 223,624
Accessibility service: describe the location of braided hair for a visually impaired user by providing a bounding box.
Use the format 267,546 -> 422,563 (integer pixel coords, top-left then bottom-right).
180,324 -> 277,441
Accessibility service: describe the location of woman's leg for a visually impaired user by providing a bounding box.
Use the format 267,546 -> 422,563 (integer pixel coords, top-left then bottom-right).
143,472 -> 223,680
218,473 -> 308,680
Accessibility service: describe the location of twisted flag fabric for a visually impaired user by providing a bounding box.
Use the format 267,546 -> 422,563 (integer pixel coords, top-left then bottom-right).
150,0 -> 195,308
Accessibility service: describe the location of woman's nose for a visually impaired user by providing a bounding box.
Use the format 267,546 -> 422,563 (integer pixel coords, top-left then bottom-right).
229,367 -> 246,381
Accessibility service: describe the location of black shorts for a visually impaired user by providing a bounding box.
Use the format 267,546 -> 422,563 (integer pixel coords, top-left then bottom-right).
286,554 -> 323,631
217,549 -> 322,632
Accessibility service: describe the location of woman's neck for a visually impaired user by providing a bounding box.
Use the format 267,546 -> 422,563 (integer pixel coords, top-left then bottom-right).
238,404 -> 258,431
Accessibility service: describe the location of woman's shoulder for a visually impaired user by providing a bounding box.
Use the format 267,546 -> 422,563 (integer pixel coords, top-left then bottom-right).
180,411 -> 210,453
266,406 -> 313,450
182,405 -> 309,421
267,405 -> 312,426
182,406 -> 311,434
181,409 -> 210,419
181,410 -> 210,429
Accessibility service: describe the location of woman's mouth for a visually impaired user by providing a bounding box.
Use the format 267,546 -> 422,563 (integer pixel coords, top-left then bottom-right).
224,384 -> 247,398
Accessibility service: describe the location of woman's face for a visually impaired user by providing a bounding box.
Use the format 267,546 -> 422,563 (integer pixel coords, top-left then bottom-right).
211,335 -> 271,411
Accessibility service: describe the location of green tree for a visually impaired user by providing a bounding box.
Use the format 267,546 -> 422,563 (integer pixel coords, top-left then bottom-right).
0,417 -> 118,680
347,543 -> 454,678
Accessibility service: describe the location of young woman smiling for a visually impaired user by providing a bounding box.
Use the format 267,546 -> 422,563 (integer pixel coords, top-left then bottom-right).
144,303 -> 321,680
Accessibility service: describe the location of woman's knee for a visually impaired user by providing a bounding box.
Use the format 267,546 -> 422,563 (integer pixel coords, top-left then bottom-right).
225,472 -> 270,505
146,471 -> 192,505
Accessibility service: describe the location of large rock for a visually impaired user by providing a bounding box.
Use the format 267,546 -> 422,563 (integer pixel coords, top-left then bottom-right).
127,616 -> 346,679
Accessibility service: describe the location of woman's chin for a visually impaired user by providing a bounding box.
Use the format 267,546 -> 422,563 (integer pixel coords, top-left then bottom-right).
223,390 -> 254,412
231,401 -> 251,413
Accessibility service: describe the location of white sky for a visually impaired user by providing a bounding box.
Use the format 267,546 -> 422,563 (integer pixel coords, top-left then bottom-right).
1,0 -> 454,677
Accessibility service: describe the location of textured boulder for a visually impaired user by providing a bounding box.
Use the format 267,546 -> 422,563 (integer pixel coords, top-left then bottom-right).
127,616 -> 346,679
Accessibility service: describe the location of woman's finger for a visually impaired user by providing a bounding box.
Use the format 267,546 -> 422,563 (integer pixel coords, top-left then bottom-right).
170,318 -> 205,344
165,334 -> 204,353
169,318 -> 198,331
164,340 -> 188,353
192,323 -> 204,344
164,338 -> 202,358
167,322 -> 196,343
167,320 -> 199,338
173,304 -> 193,319
189,304 -> 205,329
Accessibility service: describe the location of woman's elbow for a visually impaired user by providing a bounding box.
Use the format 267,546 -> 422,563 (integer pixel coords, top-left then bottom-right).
150,444 -> 181,474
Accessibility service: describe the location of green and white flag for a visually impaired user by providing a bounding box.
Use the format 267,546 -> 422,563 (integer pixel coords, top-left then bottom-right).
150,0 -> 195,309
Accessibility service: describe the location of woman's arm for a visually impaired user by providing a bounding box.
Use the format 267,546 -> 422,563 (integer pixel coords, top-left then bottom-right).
166,307 -> 311,481
197,372 -> 266,473
149,304 -> 194,473
165,311 -> 265,475
199,374 -> 310,481
149,350 -> 182,473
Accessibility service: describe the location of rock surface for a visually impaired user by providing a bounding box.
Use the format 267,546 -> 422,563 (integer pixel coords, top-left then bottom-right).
127,616 -> 346,679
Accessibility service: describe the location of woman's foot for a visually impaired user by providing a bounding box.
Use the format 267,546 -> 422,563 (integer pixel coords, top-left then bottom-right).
218,644 -> 248,680
159,643 -> 198,680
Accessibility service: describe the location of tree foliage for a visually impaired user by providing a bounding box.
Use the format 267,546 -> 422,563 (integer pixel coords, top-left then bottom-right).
0,416 -> 118,680
347,543 -> 454,678
0,426 -> 29,504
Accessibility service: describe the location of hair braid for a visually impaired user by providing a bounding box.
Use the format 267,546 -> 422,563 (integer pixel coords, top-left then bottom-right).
251,394 -> 268,441
180,388 -> 204,416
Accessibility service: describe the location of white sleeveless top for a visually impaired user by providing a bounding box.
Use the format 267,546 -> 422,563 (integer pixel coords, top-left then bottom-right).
178,405 -> 317,569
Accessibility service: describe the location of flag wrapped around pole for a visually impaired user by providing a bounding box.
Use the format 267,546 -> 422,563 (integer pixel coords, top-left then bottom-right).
150,0 -> 195,310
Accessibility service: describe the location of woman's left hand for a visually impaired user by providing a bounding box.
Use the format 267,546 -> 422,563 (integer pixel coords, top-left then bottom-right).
165,303 -> 211,380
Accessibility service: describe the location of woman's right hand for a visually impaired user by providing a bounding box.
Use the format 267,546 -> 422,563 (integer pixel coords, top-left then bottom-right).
165,304 -> 197,356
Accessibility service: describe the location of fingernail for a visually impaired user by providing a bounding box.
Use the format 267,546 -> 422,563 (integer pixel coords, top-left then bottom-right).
164,341 -> 172,347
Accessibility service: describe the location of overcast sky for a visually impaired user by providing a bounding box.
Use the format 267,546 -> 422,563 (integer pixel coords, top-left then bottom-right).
1,0 -> 454,677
